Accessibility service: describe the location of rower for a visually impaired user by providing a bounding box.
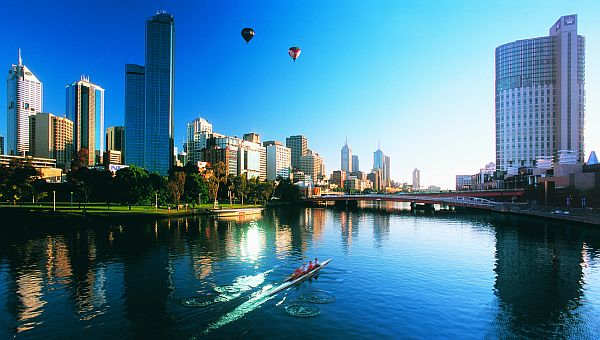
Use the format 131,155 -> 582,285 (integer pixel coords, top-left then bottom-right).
307,261 -> 314,271
314,258 -> 319,267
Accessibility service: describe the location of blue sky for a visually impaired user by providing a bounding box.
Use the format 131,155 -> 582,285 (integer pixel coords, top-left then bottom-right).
1,0 -> 598,188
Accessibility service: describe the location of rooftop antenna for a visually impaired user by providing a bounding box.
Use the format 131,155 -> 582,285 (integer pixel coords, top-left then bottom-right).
18,48 -> 22,66
377,140 -> 381,150
345,136 -> 348,146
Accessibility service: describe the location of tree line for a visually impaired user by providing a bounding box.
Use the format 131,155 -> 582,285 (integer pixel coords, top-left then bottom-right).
0,158 -> 302,208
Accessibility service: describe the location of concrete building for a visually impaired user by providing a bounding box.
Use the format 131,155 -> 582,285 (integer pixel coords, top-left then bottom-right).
341,139 -> 352,173
144,11 -> 175,175
412,168 -> 420,190
7,49 -> 43,156
66,75 -> 105,166
29,112 -> 73,169
265,141 -> 291,181
124,64 -> 145,167
368,168 -> 384,192
496,15 -> 586,170
384,155 -> 391,188
352,155 -> 359,173
286,135 -> 308,170
104,150 -> 122,165
299,150 -> 324,181
0,154 -> 56,169
184,117 -> 213,164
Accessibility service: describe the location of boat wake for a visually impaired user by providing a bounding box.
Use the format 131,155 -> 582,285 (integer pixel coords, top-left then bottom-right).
203,284 -> 277,334
181,269 -> 273,308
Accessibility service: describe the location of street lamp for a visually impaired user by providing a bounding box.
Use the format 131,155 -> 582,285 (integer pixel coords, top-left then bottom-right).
155,192 -> 158,211
53,190 -> 56,212
70,191 -> 73,207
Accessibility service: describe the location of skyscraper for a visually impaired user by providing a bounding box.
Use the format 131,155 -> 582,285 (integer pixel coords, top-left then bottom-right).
495,15 -> 585,170
66,75 -> 104,166
7,49 -> 43,156
352,155 -> 359,173
29,112 -> 73,169
0,136 -> 4,155
124,64 -> 145,167
384,155 -> 390,187
286,135 -> 308,170
341,139 -> 352,172
184,117 -> 213,164
144,11 -> 175,175
412,168 -> 420,190
373,148 -> 384,169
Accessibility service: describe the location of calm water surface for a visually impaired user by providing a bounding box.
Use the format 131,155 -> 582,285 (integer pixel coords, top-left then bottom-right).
2,206 -> 600,339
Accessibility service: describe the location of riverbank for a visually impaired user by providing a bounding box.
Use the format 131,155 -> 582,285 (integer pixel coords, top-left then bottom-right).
0,202 -> 264,224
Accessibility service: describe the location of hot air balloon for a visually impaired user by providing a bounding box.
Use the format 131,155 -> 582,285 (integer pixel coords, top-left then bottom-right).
288,47 -> 301,62
241,28 -> 255,43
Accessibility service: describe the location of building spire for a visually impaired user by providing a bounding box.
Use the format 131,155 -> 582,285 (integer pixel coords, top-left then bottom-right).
18,48 -> 22,66
345,136 -> 348,146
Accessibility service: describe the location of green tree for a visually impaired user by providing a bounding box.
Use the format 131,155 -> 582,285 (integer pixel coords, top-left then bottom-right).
184,172 -> 209,206
114,166 -> 151,209
0,159 -> 38,204
274,178 -> 301,202
234,174 -> 248,205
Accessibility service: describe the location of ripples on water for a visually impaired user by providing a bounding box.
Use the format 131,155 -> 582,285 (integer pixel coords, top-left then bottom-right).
1,207 -> 600,338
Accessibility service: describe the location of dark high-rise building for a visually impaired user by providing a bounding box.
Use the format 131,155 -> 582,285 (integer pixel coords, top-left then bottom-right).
106,125 -> 125,157
0,136 -> 4,155
125,64 -> 145,168
495,15 -> 585,170
144,12 -> 175,175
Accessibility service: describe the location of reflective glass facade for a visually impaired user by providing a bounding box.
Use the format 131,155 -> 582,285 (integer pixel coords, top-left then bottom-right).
495,15 -> 585,170
144,12 -> 174,175
124,64 -> 145,167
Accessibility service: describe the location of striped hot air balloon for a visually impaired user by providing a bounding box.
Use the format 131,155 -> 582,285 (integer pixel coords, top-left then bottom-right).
288,47 -> 301,62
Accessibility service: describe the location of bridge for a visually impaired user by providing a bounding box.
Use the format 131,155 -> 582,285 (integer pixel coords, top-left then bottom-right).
306,189 -> 525,211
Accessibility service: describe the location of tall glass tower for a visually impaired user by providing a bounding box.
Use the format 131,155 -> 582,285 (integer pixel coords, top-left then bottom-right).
495,15 -> 585,170
144,11 -> 174,175
124,64 -> 145,167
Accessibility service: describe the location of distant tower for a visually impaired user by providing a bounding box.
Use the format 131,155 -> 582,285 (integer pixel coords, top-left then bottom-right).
352,155 -> 359,172
124,64 -> 145,167
341,138 -> 352,173
412,168 -> 420,190
7,49 -> 43,155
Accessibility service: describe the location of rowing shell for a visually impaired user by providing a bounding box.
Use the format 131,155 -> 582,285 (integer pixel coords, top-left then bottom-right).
268,259 -> 332,296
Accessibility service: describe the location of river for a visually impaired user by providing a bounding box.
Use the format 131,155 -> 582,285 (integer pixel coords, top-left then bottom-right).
1,206 -> 600,339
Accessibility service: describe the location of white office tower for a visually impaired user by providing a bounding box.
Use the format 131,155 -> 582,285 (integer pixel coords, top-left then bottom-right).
266,142 -> 291,181
6,49 -> 43,156
495,15 -> 585,169
412,168 -> 420,190
185,117 -> 213,163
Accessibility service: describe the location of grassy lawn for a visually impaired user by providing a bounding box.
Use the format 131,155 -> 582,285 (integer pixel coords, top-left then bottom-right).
0,202 -> 264,216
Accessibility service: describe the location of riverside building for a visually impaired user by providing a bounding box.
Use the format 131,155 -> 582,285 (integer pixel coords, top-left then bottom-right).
7,49 -> 43,156
66,75 -> 105,165
29,112 -> 73,169
286,135 -> 308,170
264,141 -> 291,181
495,15 -> 585,171
144,11 -> 175,175
124,64 -> 145,167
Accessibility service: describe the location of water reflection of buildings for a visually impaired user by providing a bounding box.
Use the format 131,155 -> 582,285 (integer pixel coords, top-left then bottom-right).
339,210 -> 358,252
372,213 -> 390,248
493,224 -> 586,337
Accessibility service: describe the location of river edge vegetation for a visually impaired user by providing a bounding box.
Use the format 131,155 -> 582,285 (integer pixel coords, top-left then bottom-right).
0,158 -> 302,216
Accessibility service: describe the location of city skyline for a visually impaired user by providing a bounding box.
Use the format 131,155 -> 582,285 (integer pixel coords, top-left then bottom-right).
1,1 -> 599,187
